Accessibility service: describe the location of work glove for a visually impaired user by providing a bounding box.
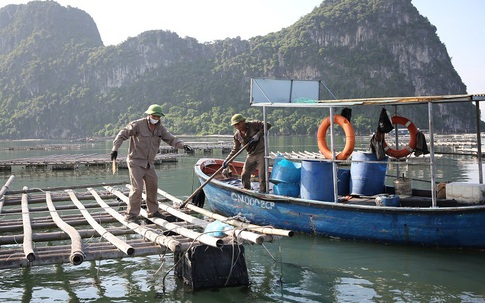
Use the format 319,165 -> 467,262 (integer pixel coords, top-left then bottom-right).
110,150 -> 118,161
183,145 -> 194,153
222,160 -> 228,168
250,133 -> 260,143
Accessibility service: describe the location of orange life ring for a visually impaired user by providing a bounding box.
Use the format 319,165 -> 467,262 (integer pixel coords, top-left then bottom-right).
317,115 -> 355,160
383,116 -> 418,158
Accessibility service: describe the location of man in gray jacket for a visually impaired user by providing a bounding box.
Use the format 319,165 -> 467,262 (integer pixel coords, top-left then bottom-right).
111,104 -> 193,223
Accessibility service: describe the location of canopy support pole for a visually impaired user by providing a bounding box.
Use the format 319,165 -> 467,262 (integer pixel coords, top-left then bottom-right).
329,107 -> 339,202
263,106 -> 269,193
428,102 -> 437,207
393,105 -> 400,178
475,100 -> 483,184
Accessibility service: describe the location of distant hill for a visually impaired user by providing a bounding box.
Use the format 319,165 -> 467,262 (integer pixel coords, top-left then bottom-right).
0,0 -> 477,139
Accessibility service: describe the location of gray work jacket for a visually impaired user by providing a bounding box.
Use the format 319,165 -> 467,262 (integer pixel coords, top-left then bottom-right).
112,117 -> 184,168
226,121 -> 271,159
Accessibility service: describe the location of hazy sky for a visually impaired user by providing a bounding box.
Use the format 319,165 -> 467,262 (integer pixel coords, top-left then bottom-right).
0,0 -> 483,94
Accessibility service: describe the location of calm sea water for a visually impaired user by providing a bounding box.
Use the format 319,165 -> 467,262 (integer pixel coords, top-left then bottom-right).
0,136 -> 484,303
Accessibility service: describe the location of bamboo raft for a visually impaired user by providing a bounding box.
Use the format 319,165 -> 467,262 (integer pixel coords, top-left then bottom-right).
0,175 -> 292,272
0,153 -> 181,171
3,139 -> 233,153
159,141 -> 232,154
0,140 -> 234,171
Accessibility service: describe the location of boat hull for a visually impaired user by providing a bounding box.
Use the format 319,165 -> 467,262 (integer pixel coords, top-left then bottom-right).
195,158 -> 485,249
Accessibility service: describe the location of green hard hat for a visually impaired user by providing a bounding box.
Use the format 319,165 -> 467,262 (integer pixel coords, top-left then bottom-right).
231,114 -> 246,125
145,104 -> 165,116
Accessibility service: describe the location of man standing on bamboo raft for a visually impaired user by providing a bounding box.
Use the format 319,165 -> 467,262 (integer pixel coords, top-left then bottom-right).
110,104 -> 193,223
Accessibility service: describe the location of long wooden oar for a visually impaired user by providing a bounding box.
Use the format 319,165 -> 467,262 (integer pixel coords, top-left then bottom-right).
179,141 -> 251,208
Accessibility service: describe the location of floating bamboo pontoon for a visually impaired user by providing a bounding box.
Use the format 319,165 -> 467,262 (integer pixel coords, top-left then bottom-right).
158,141 -> 233,154
0,175 -> 292,289
0,141 -> 235,171
0,153 -> 181,171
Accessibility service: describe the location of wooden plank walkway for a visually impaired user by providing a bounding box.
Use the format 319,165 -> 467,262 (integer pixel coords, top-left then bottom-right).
0,176 -> 292,270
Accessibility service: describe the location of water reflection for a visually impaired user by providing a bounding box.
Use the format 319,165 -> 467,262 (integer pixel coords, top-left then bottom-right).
247,235 -> 485,302
1,236 -> 484,302
386,156 -> 478,190
0,138 -> 484,302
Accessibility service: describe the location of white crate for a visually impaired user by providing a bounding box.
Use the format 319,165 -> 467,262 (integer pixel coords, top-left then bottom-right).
446,182 -> 485,204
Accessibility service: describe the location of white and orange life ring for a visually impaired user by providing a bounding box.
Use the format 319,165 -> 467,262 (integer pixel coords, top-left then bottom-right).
383,116 -> 418,158
317,115 -> 355,160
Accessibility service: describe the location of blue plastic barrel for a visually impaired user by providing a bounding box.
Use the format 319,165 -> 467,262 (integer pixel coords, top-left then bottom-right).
350,152 -> 388,196
300,160 -> 334,201
337,168 -> 350,196
300,161 -> 351,201
273,182 -> 300,197
270,157 -> 301,184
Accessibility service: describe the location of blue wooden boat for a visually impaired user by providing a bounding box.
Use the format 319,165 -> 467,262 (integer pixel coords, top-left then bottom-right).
193,79 -> 485,249
194,157 -> 485,249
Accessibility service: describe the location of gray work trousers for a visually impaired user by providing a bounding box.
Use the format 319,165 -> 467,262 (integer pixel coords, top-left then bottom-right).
241,151 -> 267,193
127,163 -> 159,217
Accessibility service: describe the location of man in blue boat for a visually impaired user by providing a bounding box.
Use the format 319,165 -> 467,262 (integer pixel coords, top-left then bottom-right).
223,114 -> 271,193
110,104 -> 193,224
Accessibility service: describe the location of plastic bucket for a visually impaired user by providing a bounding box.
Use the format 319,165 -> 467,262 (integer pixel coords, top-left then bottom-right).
204,220 -> 232,237
300,160 -> 334,201
375,194 -> 400,207
350,152 -> 388,196
394,177 -> 412,196
270,157 -> 301,184
273,182 -> 300,197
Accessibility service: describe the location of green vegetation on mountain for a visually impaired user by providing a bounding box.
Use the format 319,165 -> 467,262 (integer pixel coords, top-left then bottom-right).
0,0 -> 476,139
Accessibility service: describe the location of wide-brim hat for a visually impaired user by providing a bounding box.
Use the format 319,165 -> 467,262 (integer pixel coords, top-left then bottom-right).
145,104 -> 165,116
231,114 -> 246,125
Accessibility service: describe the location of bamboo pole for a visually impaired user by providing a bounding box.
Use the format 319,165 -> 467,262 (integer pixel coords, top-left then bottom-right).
87,188 -> 182,253
156,187 -> 293,238
0,212 -> 116,227
188,203 -> 293,238
45,191 -> 84,265
156,188 -> 268,244
0,214 -> 118,233
0,227 -> 135,245
0,175 -> 15,214
0,239 -> 167,259
106,186 -> 224,248
67,190 -> 134,256
2,192 -> 125,206
1,201 -> 124,215
21,189 -> 35,262
154,188 -> 209,227
6,181 -> 128,195
0,239 -> 171,270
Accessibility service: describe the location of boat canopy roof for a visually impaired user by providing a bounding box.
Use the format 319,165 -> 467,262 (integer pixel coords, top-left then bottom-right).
250,78 -> 485,108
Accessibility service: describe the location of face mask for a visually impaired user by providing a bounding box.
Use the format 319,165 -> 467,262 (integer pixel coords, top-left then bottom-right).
149,118 -> 159,124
